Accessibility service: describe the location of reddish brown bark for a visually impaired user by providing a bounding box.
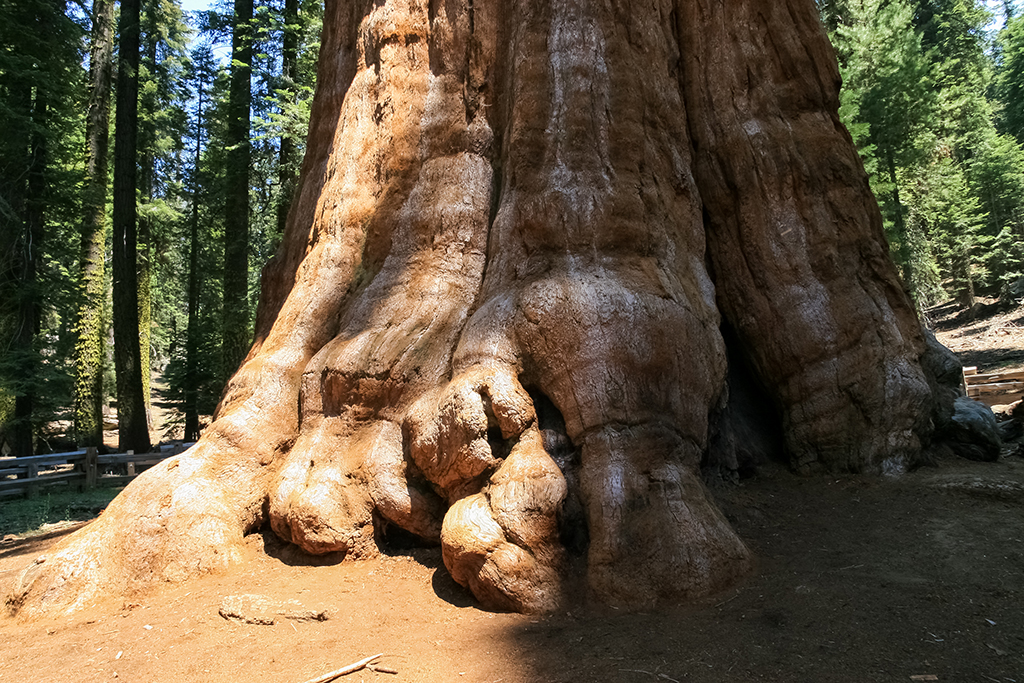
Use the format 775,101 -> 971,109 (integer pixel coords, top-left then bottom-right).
6,0 -> 954,618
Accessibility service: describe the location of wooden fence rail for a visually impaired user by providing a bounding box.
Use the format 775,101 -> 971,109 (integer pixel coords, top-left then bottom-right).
0,443 -> 194,500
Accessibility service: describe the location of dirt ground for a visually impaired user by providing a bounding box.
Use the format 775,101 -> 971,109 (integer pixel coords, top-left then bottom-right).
3,303 -> 1022,682
931,300 -> 1024,372
1,454 -> 1022,683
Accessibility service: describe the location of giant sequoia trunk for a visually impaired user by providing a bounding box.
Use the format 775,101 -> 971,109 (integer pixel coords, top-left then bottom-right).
7,0 -> 955,617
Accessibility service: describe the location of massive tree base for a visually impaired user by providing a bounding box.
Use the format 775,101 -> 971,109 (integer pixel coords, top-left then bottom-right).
6,0 -> 961,618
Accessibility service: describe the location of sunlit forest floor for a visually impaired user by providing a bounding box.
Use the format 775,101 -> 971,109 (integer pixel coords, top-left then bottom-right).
932,298 -> 1024,372
1,302 -> 1021,682
99,374 -> 209,453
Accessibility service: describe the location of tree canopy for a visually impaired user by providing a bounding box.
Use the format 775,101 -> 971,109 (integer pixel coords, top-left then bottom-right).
0,0 -> 322,455
831,0 -> 1024,307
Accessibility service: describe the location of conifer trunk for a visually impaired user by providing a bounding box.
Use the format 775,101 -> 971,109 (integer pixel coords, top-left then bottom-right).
137,12 -> 159,425
886,148 -> 915,292
11,89 -> 48,457
275,0 -> 300,239
222,0 -> 254,379
74,0 -> 116,449
184,69 -> 206,443
7,0 -> 961,618
111,0 -> 151,453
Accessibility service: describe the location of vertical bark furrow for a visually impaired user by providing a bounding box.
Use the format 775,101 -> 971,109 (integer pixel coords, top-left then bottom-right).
266,0 -> 504,557
678,0 -> 933,473
448,0 -> 750,608
252,0 -> 373,346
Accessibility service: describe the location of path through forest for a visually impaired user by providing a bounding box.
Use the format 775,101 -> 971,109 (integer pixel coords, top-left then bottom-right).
101,373 -> 194,451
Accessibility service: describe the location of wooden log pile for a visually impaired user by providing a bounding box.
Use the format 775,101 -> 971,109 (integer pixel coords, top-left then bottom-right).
963,367 -> 1024,406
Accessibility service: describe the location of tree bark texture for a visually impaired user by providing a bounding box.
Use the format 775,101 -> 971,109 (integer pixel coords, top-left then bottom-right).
222,0 -> 254,378
7,0 -> 956,618
0,76 -> 32,457
111,0 -> 151,453
276,0 -> 300,239
137,12 -> 160,424
73,0 -> 115,449
184,72 -> 207,444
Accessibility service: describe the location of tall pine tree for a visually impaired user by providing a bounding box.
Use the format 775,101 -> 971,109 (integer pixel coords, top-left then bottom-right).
834,0 -> 939,298
73,0 -> 116,449
999,13 -> 1024,143
0,0 -> 84,454
112,0 -> 152,452
221,0 -> 253,379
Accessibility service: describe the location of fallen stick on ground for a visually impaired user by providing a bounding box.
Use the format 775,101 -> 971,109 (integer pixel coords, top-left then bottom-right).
368,664 -> 399,675
301,654 -> 385,683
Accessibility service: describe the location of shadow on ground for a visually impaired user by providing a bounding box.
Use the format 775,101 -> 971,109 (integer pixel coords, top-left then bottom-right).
503,458 -> 1024,682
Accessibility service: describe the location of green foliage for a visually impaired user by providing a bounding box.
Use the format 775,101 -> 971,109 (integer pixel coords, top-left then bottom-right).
999,14 -> 1024,142
0,0 -> 328,447
158,1 -> 324,422
140,0 -> 192,376
906,147 -> 990,303
0,485 -> 124,537
833,0 -> 940,294
163,320 -> 223,417
252,0 -> 321,156
157,36 -> 225,429
836,0 -> 938,172
818,0 -> 852,32
831,0 -> 1024,305
914,0 -> 996,155
0,0 -> 89,452
0,386 -> 13,424
967,128 -> 1024,286
251,0 -> 322,265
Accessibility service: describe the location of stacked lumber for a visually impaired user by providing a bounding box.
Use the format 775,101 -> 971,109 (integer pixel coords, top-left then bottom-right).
963,367 -> 1024,406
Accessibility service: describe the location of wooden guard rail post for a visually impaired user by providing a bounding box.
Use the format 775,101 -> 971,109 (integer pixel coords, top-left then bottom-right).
0,443 -> 194,500
25,460 -> 38,499
84,446 -> 98,491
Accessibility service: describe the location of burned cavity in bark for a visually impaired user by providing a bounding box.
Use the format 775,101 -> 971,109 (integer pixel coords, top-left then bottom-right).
528,387 -> 588,559
5,0 -> 968,619
705,323 -> 787,482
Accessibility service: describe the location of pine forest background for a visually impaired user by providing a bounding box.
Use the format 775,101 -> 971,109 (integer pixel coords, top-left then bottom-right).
0,0 -> 1022,456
